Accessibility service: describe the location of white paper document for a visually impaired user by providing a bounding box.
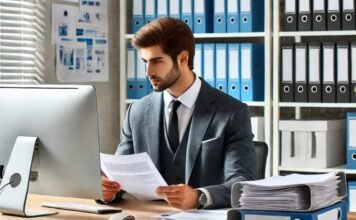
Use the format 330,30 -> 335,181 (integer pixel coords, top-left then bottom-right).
156,209 -> 228,220
100,152 -> 167,200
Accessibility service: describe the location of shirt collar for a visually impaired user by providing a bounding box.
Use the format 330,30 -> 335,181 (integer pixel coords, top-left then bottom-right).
163,76 -> 202,109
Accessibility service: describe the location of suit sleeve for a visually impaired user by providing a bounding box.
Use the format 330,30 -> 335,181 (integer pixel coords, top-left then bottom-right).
115,103 -> 135,155
104,103 -> 135,203
204,103 -> 257,209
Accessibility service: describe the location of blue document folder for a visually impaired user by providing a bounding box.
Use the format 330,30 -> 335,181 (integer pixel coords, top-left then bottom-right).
169,0 -> 181,19
349,181 -> 356,211
215,43 -> 228,93
347,112 -> 356,169
157,0 -> 168,18
227,0 -> 240,32
240,43 -> 264,101
213,0 -> 226,32
193,0 -> 213,33
126,45 -> 136,99
181,0 -> 194,30
203,43 -> 215,87
239,0 -> 264,32
227,43 -> 240,100
231,202 -> 347,220
132,0 -> 145,33
194,43 -> 203,78
144,0 -> 156,25
135,49 -> 148,98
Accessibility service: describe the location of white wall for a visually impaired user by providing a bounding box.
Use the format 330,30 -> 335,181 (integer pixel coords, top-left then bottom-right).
38,0 -> 121,153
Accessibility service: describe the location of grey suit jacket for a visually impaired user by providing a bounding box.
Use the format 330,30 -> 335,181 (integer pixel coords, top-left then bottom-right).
116,79 -> 257,208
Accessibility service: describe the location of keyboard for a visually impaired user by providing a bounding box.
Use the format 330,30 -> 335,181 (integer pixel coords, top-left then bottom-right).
41,202 -> 122,214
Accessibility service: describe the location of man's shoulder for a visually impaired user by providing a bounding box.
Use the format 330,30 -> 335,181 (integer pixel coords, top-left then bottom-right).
131,92 -> 161,106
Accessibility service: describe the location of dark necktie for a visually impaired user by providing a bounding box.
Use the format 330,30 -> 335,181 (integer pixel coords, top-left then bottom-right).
168,100 -> 181,152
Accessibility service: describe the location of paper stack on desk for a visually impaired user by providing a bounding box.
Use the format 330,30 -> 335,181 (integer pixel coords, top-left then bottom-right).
231,171 -> 347,212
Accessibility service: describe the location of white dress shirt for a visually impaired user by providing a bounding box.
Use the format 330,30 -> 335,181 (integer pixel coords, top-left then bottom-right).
163,76 -> 201,142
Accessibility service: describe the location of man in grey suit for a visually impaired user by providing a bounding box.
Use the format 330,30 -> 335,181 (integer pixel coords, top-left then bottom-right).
102,17 -> 257,210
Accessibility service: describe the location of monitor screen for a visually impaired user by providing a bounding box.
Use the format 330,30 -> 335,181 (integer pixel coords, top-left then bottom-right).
0,84 -> 102,199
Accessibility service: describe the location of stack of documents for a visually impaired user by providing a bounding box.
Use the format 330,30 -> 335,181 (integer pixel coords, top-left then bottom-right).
232,172 -> 347,211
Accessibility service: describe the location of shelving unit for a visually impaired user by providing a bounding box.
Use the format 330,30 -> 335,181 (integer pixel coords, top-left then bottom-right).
272,0 -> 356,176
119,1 -> 273,176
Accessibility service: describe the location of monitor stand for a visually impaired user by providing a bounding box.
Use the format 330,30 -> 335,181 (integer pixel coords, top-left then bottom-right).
0,136 -> 57,217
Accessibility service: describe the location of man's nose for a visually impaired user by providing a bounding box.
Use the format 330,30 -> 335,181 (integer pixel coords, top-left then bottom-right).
146,63 -> 153,77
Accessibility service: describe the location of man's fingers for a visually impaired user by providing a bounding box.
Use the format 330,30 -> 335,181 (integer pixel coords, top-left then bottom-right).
103,186 -> 120,193
102,176 -> 120,188
165,198 -> 182,204
156,185 -> 181,193
156,191 -> 181,200
103,191 -> 116,197
165,192 -> 182,200
102,182 -> 120,188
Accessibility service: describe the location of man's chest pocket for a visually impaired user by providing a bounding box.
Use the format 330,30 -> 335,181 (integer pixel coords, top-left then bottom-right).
201,136 -> 222,151
199,136 -> 223,179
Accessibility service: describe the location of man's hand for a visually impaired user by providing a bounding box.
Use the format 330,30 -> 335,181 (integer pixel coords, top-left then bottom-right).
156,184 -> 200,210
101,176 -> 121,202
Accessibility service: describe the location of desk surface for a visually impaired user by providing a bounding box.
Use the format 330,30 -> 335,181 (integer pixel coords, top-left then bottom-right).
2,194 -> 356,220
1,194 -> 177,220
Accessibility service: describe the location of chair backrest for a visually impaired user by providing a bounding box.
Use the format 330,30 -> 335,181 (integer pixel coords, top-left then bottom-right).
253,141 -> 268,180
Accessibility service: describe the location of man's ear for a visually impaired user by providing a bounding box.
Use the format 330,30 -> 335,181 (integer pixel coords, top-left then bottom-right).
177,50 -> 189,67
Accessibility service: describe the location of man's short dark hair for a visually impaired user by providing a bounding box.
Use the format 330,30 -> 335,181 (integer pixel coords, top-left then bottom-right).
132,17 -> 195,70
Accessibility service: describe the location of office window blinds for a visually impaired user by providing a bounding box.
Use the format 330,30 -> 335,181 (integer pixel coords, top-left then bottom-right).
0,0 -> 41,84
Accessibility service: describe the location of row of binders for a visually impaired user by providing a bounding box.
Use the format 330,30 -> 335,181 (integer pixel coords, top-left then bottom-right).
131,0 -> 264,34
127,43 -> 265,101
280,41 -> 356,103
284,0 -> 356,31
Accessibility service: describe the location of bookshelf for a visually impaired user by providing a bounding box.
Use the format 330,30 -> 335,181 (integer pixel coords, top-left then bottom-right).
119,1 -> 273,176
272,0 -> 356,176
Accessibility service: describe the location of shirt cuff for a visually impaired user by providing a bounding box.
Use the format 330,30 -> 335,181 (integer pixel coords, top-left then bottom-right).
95,195 -> 116,204
198,187 -> 213,208
95,190 -> 125,204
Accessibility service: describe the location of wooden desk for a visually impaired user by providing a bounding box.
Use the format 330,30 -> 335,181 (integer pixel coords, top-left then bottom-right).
2,194 -> 356,219
0,194 -> 177,220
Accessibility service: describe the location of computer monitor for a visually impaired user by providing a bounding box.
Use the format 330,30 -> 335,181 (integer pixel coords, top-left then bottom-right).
0,84 -> 102,216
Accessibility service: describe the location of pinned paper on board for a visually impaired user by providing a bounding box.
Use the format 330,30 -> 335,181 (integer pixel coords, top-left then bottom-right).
52,0 -> 108,82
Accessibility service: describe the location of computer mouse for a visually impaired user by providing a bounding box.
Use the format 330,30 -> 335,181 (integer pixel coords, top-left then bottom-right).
108,212 -> 135,220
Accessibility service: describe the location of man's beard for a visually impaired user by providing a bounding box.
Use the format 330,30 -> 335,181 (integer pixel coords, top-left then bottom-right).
151,65 -> 180,92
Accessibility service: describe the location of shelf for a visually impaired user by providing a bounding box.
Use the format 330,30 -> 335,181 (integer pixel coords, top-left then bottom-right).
125,32 -> 266,40
245,101 -> 267,107
126,99 -> 266,107
280,30 -> 356,37
194,32 -> 266,38
279,103 -> 356,108
279,165 -> 356,175
272,0 -> 356,176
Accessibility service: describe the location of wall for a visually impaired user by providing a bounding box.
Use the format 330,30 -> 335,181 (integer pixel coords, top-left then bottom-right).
38,0 -> 121,153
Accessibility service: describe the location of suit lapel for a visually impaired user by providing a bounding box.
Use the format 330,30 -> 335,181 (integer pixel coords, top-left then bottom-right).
145,92 -> 163,170
185,81 -> 216,183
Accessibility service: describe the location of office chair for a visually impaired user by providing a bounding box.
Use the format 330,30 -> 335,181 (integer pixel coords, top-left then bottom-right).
230,141 -> 268,207
253,141 -> 268,180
